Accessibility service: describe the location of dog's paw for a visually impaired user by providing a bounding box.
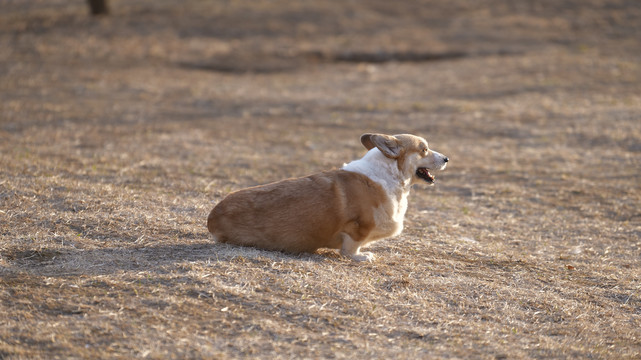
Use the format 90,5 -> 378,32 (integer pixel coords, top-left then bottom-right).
351,252 -> 375,262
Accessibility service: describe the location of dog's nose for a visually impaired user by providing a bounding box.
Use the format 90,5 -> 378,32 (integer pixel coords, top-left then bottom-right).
444,157 -> 449,163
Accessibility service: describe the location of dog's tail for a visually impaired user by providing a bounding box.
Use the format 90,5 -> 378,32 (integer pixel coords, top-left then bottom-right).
207,209 -> 216,234
207,206 -> 225,243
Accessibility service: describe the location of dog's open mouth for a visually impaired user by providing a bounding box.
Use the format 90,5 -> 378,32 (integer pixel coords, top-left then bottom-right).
416,167 -> 435,183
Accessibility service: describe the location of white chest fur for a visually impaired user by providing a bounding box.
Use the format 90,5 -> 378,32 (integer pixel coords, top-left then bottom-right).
369,191 -> 407,240
342,148 -> 411,240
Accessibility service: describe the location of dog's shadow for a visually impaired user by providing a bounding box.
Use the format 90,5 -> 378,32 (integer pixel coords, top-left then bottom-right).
1,239 -> 346,279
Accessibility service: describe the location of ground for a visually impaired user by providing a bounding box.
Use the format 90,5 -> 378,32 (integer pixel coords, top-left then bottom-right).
1,0 -> 640,359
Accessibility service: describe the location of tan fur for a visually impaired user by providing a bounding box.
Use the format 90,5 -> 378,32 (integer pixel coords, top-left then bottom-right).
207,170 -> 388,253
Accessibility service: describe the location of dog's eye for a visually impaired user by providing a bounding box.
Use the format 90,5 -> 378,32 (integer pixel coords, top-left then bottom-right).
422,148 -> 429,155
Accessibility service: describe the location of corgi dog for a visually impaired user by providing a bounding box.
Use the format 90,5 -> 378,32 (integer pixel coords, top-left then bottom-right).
207,133 -> 448,261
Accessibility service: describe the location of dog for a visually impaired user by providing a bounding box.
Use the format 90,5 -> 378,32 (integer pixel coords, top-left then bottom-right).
207,133 -> 448,261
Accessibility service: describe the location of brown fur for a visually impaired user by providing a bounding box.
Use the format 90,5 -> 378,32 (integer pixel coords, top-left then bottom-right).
207,170 -> 389,253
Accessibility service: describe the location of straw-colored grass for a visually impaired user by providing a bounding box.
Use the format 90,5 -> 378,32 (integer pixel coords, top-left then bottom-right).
1,1 -> 640,358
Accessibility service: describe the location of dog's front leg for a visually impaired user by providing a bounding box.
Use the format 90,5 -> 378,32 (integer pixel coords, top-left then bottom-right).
339,233 -> 375,262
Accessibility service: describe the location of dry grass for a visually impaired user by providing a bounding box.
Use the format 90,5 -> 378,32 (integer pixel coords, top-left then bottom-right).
1,0 -> 641,358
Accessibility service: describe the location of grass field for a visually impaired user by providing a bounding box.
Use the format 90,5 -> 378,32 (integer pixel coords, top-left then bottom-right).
1,0 -> 640,358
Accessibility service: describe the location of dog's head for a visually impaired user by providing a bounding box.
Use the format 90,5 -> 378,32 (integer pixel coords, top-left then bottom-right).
360,133 -> 448,185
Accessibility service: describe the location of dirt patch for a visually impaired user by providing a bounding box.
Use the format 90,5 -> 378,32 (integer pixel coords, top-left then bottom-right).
1,0 -> 640,358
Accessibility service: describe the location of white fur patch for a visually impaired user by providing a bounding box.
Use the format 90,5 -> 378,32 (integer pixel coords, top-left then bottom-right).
343,148 -> 406,194
343,148 -> 409,240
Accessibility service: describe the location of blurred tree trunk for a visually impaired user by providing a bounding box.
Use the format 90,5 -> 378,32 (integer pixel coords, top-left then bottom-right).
87,0 -> 109,15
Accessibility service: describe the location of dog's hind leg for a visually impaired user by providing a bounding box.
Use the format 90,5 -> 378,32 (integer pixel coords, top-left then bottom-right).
339,233 -> 375,262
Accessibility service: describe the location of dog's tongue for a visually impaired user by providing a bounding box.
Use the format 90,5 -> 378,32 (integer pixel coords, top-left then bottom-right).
417,167 -> 434,182
425,169 -> 434,181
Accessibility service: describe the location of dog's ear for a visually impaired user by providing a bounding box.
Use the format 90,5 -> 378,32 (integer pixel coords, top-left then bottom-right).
360,133 -> 401,159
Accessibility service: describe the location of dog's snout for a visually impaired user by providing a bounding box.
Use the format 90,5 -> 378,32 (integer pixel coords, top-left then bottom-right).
443,157 -> 449,163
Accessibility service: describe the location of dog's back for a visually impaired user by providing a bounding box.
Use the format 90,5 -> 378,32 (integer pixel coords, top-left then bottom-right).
207,170 -> 387,253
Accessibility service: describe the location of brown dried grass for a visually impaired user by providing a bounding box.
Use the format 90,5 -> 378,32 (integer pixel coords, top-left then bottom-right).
1,1 -> 640,359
